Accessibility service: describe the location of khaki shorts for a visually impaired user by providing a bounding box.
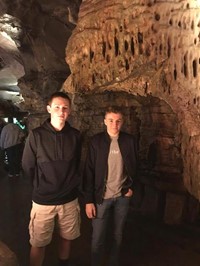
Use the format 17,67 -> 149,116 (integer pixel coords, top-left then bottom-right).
29,198 -> 81,247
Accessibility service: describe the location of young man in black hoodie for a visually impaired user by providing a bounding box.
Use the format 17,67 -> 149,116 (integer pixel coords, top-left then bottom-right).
22,92 -> 81,266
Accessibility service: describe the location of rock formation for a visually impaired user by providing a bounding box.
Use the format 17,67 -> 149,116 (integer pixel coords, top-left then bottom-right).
64,0 -> 200,223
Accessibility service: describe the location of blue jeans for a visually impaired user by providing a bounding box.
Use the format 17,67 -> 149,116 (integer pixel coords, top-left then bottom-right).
91,196 -> 130,266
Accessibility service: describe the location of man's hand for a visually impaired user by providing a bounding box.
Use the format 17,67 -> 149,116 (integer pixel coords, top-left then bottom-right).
85,203 -> 96,219
125,188 -> 133,197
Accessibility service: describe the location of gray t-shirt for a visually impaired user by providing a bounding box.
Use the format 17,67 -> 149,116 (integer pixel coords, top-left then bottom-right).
104,136 -> 126,199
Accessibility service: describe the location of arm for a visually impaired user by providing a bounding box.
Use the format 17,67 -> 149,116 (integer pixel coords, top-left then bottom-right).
125,188 -> 133,197
130,135 -> 139,188
85,203 -> 96,219
0,127 -> 5,149
82,139 -> 96,205
22,131 -> 37,180
122,134 -> 139,195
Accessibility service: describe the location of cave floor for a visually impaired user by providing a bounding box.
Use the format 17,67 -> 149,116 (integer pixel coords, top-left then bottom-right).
1,164 -> 200,266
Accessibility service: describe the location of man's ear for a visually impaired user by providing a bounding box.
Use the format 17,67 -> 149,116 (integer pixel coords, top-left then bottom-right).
47,105 -> 51,113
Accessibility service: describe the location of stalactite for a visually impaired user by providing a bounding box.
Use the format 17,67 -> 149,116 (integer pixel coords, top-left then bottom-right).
192,59 -> 197,78
102,40 -> 106,58
183,55 -> 187,77
174,67 -> 177,81
106,54 -> 110,63
114,36 -> 119,56
90,48 -> 94,63
167,38 -> 171,58
124,40 -> 129,51
159,43 -> 162,55
131,37 -> 135,56
125,59 -> 129,70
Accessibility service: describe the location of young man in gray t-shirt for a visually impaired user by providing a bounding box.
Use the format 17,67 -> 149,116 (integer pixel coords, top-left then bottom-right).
83,106 -> 138,266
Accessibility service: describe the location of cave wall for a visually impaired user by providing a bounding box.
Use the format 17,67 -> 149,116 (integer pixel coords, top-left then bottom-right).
72,90 -> 187,223
64,0 -> 200,205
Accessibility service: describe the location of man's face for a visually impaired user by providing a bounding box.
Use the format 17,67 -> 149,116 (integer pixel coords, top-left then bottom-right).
104,112 -> 123,137
47,97 -> 71,123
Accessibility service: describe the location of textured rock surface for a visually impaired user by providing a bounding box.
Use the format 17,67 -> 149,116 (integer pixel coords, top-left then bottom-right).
64,0 -> 200,206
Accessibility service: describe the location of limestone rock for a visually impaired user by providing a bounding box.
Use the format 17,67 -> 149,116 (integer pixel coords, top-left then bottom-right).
65,0 -> 200,202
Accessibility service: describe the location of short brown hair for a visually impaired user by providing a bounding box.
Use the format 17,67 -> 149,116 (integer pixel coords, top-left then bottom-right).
104,106 -> 124,117
47,92 -> 71,106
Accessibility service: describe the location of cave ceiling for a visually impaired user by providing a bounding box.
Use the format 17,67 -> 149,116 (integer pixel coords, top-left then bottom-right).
0,0 -> 82,112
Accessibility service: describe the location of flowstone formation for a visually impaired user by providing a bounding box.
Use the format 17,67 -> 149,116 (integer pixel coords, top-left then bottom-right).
65,0 -> 200,206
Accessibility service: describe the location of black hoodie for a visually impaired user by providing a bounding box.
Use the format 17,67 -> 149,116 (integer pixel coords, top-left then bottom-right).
22,119 -> 82,205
